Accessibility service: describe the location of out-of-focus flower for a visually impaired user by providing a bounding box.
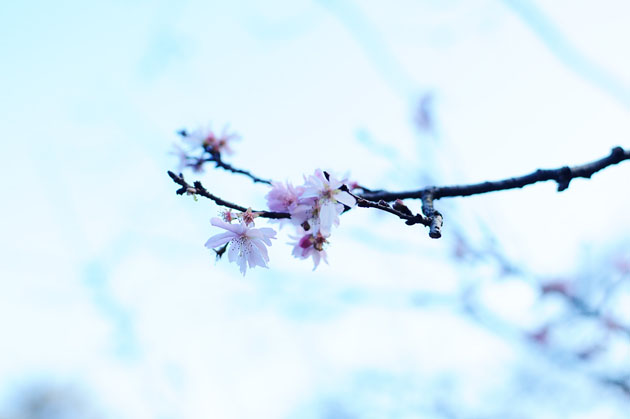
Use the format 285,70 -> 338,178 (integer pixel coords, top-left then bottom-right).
265,181 -> 305,213
291,231 -> 328,270
205,217 -> 276,275
220,209 -> 236,223
414,91 -> 435,134
527,325 -> 549,345
603,316 -> 628,333
300,169 -> 356,235
169,143 -> 189,172
184,125 -> 239,155
540,279 -> 572,296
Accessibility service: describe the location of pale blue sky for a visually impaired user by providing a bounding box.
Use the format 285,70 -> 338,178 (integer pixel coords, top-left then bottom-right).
1,1 -> 629,417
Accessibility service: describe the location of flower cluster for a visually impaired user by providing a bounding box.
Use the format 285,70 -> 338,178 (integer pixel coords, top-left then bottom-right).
175,124 -> 359,274
266,169 -> 356,269
203,169 -> 356,274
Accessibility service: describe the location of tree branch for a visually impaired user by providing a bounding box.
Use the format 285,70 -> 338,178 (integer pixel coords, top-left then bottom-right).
360,146 -> 630,201
168,146 -> 630,239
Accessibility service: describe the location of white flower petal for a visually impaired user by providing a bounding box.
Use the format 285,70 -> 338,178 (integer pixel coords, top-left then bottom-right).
251,239 -> 270,262
300,188 -> 320,199
321,250 -> 329,265
238,256 -> 247,275
335,191 -> 356,207
204,231 -> 235,249
318,202 -> 338,236
290,204 -> 313,224
328,176 -> 343,190
211,217 -> 245,234
227,239 -> 239,263
248,243 -> 268,268
312,251 -> 321,270
292,244 -> 303,259
252,227 -> 276,245
247,227 -> 276,240
212,222 -> 276,275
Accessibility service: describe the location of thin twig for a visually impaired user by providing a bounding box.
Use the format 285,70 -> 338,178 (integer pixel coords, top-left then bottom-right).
167,171 -> 289,220
345,189 -> 430,227
203,151 -> 272,185
177,129 -> 272,185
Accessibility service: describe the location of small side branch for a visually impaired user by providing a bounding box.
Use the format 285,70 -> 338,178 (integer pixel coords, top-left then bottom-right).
167,171 -> 289,220
177,129 -> 272,185
600,376 -> 630,397
346,190 -> 430,227
421,194 -> 443,239
203,151 -> 272,185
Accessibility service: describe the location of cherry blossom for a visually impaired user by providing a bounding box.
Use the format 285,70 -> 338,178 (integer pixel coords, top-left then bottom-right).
299,169 -> 356,236
265,181 -> 305,213
291,231 -> 329,270
289,198 -> 321,231
184,125 -> 239,155
220,209 -> 236,223
204,217 -> 276,275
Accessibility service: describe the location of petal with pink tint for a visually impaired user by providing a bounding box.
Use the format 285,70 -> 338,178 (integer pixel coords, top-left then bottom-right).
204,231 -> 235,249
335,191 -> 356,207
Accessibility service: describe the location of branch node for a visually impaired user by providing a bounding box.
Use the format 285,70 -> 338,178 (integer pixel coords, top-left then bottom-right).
393,199 -> 413,216
557,166 -> 572,192
192,181 -> 206,193
611,146 -> 625,160
421,194 -> 443,239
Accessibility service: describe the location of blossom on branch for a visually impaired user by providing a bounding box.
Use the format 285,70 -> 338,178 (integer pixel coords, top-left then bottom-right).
204,217 -> 276,275
300,169 -> 356,236
289,198 -> 321,232
220,209 -> 236,223
168,122 -> 630,278
291,230 -> 329,270
240,207 -> 261,226
184,125 -> 239,155
265,181 -> 304,213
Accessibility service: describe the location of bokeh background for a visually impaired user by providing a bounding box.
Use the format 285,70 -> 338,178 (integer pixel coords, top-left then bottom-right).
1,0 -> 629,418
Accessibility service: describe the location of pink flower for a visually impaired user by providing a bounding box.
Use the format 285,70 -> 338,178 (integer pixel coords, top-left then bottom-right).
205,217 -> 276,275
220,209 -> 240,223
300,169 -> 356,236
291,231 -> 329,270
185,125 -> 239,155
265,181 -> 304,212
240,207 -> 261,226
290,197 -> 316,220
